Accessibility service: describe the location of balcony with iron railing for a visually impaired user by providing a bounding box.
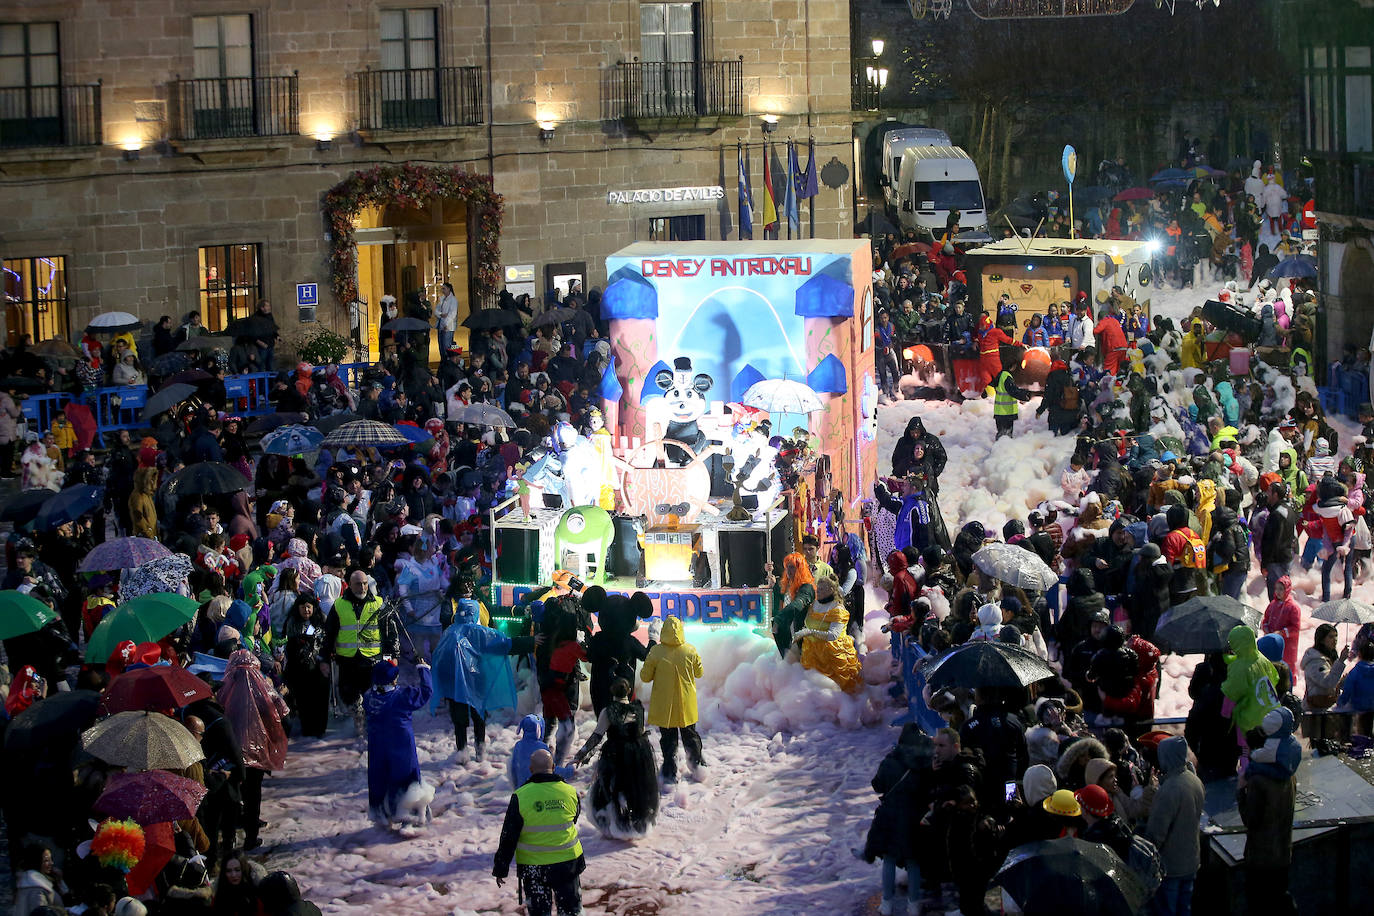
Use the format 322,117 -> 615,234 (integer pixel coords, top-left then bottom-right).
356,66 -> 484,136
169,73 -> 299,144
0,83 -> 102,151
1309,151 -> 1374,222
605,58 -> 743,127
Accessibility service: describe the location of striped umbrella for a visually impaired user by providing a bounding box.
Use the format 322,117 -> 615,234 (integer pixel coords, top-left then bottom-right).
321,420 -> 410,449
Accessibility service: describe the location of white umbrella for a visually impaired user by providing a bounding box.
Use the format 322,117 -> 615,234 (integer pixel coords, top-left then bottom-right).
1312,597 -> 1374,643
741,379 -> 824,414
86,311 -> 142,333
971,542 -> 1058,591
453,403 -> 515,427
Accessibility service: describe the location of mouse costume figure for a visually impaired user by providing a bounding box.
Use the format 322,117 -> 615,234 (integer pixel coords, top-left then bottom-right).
656,357 -> 713,466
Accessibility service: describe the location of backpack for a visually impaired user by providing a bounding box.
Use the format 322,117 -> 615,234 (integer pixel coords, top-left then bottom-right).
1061,383 -> 1080,411
1179,529 -> 1206,568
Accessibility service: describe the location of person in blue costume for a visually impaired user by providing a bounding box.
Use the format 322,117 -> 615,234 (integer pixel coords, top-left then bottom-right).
507,714 -> 575,789
873,470 -> 951,554
365,657 -> 433,828
431,588 -> 540,764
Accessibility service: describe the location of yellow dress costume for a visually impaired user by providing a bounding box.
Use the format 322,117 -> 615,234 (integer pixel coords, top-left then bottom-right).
798,595 -> 862,692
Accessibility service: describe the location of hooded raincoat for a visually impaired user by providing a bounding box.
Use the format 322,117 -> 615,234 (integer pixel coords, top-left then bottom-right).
216,649 -> 289,772
1221,625 -> 1281,733
640,616 -> 703,728
429,598 -> 528,719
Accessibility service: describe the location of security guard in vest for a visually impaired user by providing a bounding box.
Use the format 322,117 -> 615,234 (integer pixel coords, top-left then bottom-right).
493,749 -> 585,915
985,354 -> 1032,440
323,569 -> 399,737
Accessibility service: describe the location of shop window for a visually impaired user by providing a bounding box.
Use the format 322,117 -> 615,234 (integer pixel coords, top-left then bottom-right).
198,243 -> 262,332
2,255 -> 69,347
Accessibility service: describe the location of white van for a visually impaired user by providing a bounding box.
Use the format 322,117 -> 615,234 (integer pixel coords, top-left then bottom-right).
880,127 -> 952,210
895,145 -> 987,234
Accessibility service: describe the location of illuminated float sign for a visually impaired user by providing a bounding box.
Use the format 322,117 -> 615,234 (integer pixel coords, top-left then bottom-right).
639,257 -> 814,278
495,583 -> 769,625
607,185 -> 726,205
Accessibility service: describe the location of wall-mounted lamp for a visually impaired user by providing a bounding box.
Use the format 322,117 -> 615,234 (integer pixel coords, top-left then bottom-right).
761,113 -> 779,134
871,38 -> 885,57
315,137 -> 333,151
120,135 -> 142,161
538,119 -> 556,143
123,148 -> 140,162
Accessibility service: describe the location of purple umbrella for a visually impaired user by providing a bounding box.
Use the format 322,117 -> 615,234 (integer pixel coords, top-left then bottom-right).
94,770 -> 207,825
79,536 -> 174,572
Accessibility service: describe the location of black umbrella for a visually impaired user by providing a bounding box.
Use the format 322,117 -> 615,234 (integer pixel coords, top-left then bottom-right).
382,317 -> 431,332
529,307 -> 578,329
4,689 -> 101,754
313,411 -> 361,434
164,369 -> 212,386
161,461 -> 250,497
150,351 -> 193,375
0,376 -> 50,393
140,382 -> 198,420
995,838 -> 1149,916
224,315 -> 277,341
247,412 -> 308,435
463,308 -> 522,330
0,488 -> 61,525
176,335 -> 232,352
1153,595 -> 1261,655
35,483 -> 104,530
925,640 -> 1056,691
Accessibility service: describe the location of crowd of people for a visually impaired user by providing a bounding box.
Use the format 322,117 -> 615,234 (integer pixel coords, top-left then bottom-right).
0,148 -> 1359,913
857,200 -> 1373,911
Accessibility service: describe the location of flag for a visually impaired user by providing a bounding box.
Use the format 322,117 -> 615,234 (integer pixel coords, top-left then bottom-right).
800,137 -> 819,199
784,140 -> 800,235
761,141 -> 778,235
738,145 -> 754,239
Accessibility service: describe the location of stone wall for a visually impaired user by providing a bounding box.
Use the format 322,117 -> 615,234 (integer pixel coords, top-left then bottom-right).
0,0 -> 853,343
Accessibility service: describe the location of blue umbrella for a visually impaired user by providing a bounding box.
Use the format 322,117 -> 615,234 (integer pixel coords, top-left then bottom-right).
1148,168 -> 1189,183
35,483 -> 104,530
393,423 -> 435,446
259,424 -> 324,455
1268,256 -> 1317,280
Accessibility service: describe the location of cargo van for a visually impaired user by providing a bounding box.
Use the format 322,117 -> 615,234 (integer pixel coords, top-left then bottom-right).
880,127 -> 952,210
894,145 -> 987,234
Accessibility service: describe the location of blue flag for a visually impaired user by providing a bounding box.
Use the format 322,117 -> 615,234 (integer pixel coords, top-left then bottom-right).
801,137 -> 819,199
784,140 -> 800,235
737,145 -> 754,239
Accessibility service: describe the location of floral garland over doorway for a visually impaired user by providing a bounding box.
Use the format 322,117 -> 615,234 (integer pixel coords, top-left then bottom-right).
322,163 -> 504,305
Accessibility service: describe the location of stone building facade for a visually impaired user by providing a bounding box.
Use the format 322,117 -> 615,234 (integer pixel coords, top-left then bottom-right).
0,0 -> 854,356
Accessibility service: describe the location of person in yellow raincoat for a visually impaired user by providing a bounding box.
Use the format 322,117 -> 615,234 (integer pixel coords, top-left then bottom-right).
1180,318 -> 1207,370
793,573 -> 862,692
640,615 -> 705,784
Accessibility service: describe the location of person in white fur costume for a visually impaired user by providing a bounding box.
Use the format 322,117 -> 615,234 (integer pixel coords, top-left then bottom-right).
19,432 -> 62,491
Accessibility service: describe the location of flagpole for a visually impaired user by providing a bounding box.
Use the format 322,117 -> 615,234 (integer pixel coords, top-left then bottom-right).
808,134 -> 816,240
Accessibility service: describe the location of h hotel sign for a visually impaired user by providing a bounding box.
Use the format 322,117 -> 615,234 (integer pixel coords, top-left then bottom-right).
607,185 -> 726,205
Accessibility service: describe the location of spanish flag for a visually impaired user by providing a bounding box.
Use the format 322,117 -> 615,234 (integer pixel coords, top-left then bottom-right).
761,141 -> 778,235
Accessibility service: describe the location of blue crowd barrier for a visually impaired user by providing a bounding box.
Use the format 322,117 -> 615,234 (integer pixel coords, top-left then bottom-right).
224,372 -> 274,416
890,632 -> 946,735
83,386 -> 147,433
19,392 -> 72,433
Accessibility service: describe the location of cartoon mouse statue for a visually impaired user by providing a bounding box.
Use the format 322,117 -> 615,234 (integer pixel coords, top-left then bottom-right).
656,356 -> 713,466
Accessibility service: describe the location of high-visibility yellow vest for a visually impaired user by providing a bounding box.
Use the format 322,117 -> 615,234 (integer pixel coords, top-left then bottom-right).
514,779 -> 583,866
991,372 -> 1018,416
333,594 -> 383,658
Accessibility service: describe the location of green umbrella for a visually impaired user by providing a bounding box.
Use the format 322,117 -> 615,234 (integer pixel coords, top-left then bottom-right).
0,590 -> 59,639
85,594 -> 199,662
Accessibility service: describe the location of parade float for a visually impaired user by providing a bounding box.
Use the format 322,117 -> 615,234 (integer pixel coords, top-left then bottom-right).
489,240 -> 878,632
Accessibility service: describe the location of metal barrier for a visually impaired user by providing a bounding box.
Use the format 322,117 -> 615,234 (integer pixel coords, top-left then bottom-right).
84,386 -> 146,433
224,372 -> 274,416
19,392 -> 72,434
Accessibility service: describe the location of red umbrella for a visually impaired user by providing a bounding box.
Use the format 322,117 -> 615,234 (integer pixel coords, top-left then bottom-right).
125,821 -> 176,896
891,241 -> 933,259
100,665 -> 213,715
1112,186 -> 1155,202
94,770 -> 207,826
